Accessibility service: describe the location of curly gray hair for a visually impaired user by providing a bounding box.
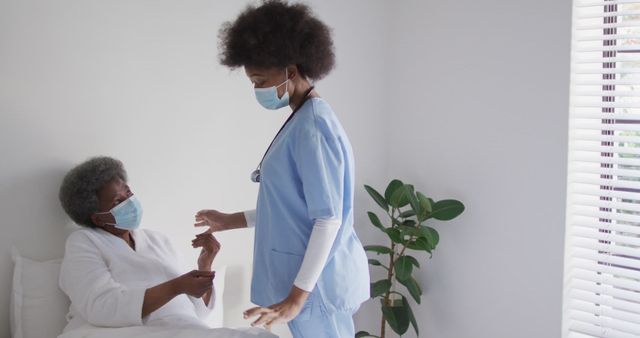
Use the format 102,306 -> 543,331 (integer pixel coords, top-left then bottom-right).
59,156 -> 128,228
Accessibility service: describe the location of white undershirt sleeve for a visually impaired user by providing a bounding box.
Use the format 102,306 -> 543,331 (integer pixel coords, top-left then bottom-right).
294,218 -> 341,292
243,209 -> 257,228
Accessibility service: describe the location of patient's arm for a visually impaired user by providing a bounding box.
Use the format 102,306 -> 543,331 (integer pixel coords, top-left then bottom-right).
192,233 -> 221,307
60,231 -> 147,326
59,231 -> 213,326
142,270 -> 214,317
142,279 -> 178,318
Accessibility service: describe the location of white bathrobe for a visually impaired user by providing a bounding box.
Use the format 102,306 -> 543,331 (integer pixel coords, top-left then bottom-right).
59,227 -> 215,332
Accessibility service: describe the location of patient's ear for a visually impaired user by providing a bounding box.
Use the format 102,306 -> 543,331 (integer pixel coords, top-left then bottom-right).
90,213 -> 102,227
91,212 -> 114,228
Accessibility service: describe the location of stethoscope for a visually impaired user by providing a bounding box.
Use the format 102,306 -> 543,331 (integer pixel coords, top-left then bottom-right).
250,86 -> 315,183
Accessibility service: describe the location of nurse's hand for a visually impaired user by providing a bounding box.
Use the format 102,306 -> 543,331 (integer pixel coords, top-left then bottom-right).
194,209 -> 248,233
192,232 -> 221,271
195,209 -> 232,232
243,286 -> 310,328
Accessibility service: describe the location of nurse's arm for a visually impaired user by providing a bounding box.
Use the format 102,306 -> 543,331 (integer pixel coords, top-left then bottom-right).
242,209 -> 256,228
232,210 -> 254,228
293,218 -> 341,292
244,286 -> 309,327
194,209 -> 251,232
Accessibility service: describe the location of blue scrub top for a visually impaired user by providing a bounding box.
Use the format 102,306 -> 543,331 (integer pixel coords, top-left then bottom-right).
251,97 -> 370,313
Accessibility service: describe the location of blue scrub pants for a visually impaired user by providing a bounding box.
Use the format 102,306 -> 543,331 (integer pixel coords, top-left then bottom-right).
287,294 -> 358,338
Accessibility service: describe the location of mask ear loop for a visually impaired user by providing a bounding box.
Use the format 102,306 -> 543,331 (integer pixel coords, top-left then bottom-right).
274,68 -> 289,99
93,211 -> 116,227
284,68 -> 289,98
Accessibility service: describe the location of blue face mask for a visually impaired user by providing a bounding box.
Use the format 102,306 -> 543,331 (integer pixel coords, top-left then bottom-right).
254,69 -> 290,110
99,195 -> 143,230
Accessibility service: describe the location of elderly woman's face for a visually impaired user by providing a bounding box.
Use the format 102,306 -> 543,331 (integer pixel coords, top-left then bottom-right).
92,177 -> 133,228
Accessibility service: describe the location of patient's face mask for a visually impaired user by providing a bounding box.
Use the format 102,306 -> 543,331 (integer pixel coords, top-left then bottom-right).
254,69 -> 290,110
97,195 -> 143,230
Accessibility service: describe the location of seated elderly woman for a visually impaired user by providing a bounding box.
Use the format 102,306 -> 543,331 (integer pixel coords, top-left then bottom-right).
57,157 -> 270,337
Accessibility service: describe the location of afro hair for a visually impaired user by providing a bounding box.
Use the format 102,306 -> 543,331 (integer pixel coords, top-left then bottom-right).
218,0 -> 335,81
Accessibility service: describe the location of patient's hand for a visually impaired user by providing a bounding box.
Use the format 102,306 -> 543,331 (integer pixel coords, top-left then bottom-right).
172,270 -> 215,298
192,232 -> 221,271
143,270 -> 215,317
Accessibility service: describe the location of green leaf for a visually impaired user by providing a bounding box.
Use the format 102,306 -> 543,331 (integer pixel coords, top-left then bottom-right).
394,256 -> 414,281
430,199 -> 465,221
406,186 -> 422,217
405,296 -> 419,336
365,185 -> 389,212
416,191 -> 432,221
402,219 -> 417,227
355,332 -> 374,338
367,212 -> 386,232
398,225 -> 421,241
364,245 -> 393,254
404,255 -> 420,268
389,184 -> 412,208
370,279 -> 392,298
368,258 -> 384,267
416,192 -> 432,213
381,306 -> 399,334
420,225 -> 440,248
382,297 -> 411,335
385,228 -> 404,244
406,237 -> 432,255
397,276 -> 422,304
385,179 -> 404,205
399,209 -> 416,218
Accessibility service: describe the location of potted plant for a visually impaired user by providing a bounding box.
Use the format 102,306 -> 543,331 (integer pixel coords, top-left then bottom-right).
356,179 -> 465,338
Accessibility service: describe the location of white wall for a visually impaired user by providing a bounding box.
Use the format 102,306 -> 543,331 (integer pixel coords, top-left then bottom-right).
352,1 -> 571,338
1,0 -> 572,337
0,1 -> 390,337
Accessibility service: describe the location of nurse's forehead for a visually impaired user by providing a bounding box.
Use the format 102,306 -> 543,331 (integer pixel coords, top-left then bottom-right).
244,66 -> 278,77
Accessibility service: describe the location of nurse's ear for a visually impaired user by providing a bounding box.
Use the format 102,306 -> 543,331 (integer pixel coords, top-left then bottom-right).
285,64 -> 306,98
286,65 -> 299,82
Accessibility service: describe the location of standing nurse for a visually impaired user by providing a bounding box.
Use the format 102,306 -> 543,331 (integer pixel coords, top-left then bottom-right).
195,1 -> 369,337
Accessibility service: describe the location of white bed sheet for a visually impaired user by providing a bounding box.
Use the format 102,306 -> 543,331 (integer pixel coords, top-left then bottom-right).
57,325 -> 277,338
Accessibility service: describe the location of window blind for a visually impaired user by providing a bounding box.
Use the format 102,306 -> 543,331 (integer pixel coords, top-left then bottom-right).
564,1 -> 640,337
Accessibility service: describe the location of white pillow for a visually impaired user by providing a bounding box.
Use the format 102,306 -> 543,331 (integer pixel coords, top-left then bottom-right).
10,247 -> 70,338
207,265 -> 226,328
